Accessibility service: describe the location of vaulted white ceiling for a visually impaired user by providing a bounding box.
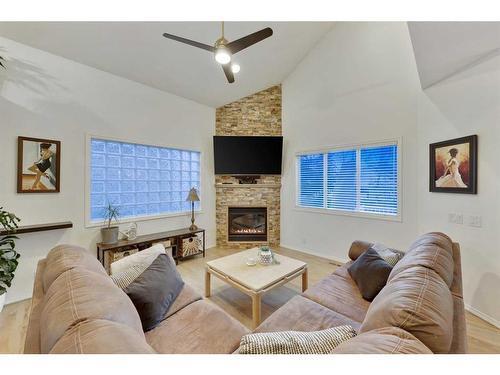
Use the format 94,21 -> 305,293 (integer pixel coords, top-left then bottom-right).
408,22 -> 500,89
0,22 -> 333,107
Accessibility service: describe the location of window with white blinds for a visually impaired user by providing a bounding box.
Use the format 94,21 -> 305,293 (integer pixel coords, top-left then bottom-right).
297,141 -> 399,218
297,153 -> 324,208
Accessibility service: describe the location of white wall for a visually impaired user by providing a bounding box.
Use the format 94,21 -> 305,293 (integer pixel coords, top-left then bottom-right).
280,21 -> 500,326
0,37 -> 216,304
281,22 -> 421,261
417,55 -> 500,326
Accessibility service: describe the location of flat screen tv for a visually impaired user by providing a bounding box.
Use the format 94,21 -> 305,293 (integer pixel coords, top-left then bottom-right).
214,136 -> 283,175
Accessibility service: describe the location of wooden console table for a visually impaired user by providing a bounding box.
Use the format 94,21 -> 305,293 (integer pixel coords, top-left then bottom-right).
96,227 -> 205,272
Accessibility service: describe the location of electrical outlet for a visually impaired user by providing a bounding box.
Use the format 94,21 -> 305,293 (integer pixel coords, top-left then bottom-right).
448,213 -> 463,224
467,215 -> 482,228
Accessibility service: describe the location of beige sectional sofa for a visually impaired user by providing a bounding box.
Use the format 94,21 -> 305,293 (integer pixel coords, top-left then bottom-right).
24,232 -> 466,354
24,245 -> 249,354
255,232 -> 467,354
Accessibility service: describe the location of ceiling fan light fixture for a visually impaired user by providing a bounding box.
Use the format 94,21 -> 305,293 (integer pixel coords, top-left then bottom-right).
231,63 -> 240,74
214,45 -> 231,64
162,23 -> 273,83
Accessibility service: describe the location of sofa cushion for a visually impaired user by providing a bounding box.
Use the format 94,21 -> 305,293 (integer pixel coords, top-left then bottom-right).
50,319 -> 156,354
43,244 -> 107,293
302,271 -> 370,323
408,232 -> 453,254
255,295 -> 361,333
124,254 -> 184,331
360,266 -> 453,353
239,325 -> 357,354
389,234 -> 454,288
348,240 -> 373,261
331,327 -> 432,354
348,247 -> 392,301
40,268 -> 144,353
145,299 -> 249,354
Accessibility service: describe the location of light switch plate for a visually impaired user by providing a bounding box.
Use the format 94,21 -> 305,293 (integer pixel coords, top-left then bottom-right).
467,215 -> 482,227
448,213 -> 463,224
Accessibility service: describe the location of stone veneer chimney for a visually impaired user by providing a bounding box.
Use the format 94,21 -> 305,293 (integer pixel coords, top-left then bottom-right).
215,85 -> 282,249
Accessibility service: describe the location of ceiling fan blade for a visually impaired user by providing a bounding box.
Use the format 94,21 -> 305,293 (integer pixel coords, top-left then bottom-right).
162,33 -> 215,52
226,28 -> 273,54
221,64 -> 235,83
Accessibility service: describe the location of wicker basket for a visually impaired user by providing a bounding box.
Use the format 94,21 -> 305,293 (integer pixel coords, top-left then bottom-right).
110,247 -> 139,263
181,236 -> 201,258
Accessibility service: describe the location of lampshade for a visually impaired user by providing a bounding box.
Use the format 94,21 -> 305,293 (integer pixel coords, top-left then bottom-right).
186,187 -> 200,202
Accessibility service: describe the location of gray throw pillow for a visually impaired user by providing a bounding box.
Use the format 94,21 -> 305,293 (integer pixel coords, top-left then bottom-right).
124,254 -> 184,331
348,248 -> 392,301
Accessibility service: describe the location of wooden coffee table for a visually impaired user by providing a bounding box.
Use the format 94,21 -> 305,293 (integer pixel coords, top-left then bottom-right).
205,248 -> 308,328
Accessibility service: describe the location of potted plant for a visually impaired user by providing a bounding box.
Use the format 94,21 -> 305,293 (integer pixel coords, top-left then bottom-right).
0,207 -> 21,312
101,203 -> 120,244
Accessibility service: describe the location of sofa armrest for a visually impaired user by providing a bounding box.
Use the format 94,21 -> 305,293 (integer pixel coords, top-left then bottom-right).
348,240 -> 373,261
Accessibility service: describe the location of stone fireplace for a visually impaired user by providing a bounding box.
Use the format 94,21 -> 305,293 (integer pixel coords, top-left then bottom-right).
228,207 -> 267,242
215,85 -> 281,249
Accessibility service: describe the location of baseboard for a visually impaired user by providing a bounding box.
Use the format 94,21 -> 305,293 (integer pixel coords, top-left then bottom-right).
205,241 -> 216,250
279,243 -> 348,266
465,303 -> 500,329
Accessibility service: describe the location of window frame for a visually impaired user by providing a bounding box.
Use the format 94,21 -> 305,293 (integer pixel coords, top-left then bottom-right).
295,138 -> 402,222
85,134 -> 203,228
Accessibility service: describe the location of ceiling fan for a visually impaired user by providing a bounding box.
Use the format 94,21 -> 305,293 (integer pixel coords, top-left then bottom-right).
162,22 -> 273,83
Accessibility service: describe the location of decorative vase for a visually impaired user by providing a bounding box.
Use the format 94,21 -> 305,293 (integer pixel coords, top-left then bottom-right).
258,246 -> 274,266
101,226 -> 119,244
0,293 -> 6,313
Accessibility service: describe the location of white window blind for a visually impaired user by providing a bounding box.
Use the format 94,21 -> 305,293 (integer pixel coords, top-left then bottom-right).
297,141 -> 399,217
327,149 -> 357,211
298,153 -> 324,208
360,145 -> 398,215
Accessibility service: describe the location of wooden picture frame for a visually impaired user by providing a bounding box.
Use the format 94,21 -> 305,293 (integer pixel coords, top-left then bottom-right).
17,136 -> 61,193
429,135 -> 477,194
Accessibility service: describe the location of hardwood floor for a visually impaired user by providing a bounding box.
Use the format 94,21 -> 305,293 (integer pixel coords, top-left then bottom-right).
0,246 -> 498,354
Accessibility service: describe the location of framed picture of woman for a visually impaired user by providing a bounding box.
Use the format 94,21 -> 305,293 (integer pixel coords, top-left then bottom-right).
429,135 -> 477,194
17,136 -> 61,193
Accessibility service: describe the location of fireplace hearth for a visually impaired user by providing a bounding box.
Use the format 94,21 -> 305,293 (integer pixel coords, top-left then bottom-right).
228,207 -> 267,242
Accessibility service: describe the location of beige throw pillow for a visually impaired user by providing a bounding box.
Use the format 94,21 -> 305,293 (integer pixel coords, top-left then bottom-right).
371,243 -> 405,267
238,325 -> 356,354
110,243 -> 165,275
111,263 -> 151,290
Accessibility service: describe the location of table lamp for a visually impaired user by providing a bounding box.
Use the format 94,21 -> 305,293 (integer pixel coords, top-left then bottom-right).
186,187 -> 200,231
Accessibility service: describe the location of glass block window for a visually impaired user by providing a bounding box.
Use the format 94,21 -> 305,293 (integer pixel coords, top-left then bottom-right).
90,138 -> 200,222
297,141 -> 399,217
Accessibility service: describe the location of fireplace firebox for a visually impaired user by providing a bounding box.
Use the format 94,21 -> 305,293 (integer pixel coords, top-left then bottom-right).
228,207 -> 267,242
